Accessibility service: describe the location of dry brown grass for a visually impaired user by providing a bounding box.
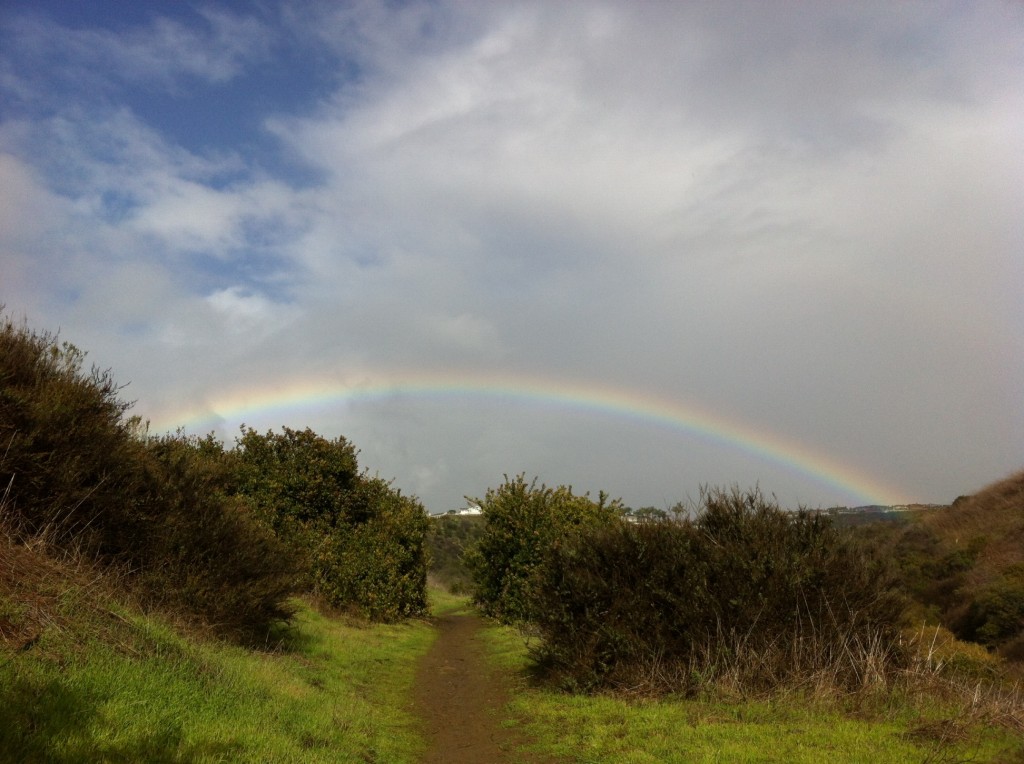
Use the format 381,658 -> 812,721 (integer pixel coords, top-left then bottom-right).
927,469 -> 1024,590
0,520 -> 124,655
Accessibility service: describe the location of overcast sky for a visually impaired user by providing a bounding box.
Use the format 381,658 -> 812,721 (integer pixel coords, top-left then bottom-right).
2,1 -> 1021,512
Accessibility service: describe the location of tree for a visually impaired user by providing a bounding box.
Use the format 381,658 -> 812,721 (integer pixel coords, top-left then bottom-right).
465,474 -> 621,624
231,426 -> 429,620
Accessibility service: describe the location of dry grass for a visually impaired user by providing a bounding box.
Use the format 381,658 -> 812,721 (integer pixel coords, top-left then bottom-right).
928,469 -> 1024,590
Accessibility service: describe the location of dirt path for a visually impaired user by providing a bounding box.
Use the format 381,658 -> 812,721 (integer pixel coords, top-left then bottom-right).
413,613 -> 552,763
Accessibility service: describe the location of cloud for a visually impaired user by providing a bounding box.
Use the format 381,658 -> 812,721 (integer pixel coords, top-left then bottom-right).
3,7 -> 274,93
1,1 -> 1021,511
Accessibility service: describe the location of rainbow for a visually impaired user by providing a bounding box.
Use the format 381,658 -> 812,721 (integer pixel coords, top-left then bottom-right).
145,370 -> 909,506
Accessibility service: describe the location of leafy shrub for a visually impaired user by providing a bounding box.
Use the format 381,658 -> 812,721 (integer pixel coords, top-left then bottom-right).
954,566 -> 1024,649
465,474 -> 622,624
138,433 -> 300,638
315,477 -> 429,621
0,317 -> 147,553
0,315 -> 300,640
231,427 -> 429,620
231,426 -> 360,545
531,487 -> 907,695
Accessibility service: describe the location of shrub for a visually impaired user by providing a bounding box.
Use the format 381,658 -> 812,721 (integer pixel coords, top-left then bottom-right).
315,477 -> 429,621
954,566 -> 1024,648
465,474 -> 622,624
139,433 -> 300,639
0,316 -> 147,553
0,314 -> 300,640
531,486 -> 908,695
231,426 -> 360,541
231,427 -> 429,620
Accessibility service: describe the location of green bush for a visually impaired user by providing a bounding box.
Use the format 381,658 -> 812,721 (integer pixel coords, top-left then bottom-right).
232,425 -> 360,539
531,487 -> 907,694
315,477 -> 429,621
139,433 -> 300,638
0,315 -> 300,640
0,317 -> 147,553
955,566 -> 1024,648
465,474 -> 622,624
231,427 -> 429,620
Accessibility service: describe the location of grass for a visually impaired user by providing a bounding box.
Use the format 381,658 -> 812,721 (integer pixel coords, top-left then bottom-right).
478,616 -> 1024,764
1,584 -> 442,764
6,552 -> 1022,763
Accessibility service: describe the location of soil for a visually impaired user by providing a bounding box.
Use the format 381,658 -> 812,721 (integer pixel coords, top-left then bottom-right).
412,612 -> 555,763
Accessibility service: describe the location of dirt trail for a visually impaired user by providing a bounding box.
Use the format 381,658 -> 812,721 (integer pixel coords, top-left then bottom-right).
413,612 -> 553,763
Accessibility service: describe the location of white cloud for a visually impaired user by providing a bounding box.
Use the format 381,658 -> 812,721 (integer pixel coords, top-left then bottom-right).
1,1 -> 1022,511
4,8 -> 274,91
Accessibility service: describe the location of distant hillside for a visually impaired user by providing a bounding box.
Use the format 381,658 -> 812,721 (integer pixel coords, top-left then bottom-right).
856,469 -> 1024,660
921,469 -> 1024,658
426,514 -> 484,594
820,504 -> 946,528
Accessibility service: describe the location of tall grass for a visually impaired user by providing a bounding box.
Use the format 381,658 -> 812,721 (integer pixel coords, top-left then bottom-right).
479,616 -> 1024,764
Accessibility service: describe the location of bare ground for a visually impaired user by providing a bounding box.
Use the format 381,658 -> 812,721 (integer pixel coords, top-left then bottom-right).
413,612 -> 555,764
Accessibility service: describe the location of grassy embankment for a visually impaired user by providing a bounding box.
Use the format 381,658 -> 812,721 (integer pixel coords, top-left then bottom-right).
1,542 -> 466,764
5,559 -> 1022,764
477,614 -> 1024,764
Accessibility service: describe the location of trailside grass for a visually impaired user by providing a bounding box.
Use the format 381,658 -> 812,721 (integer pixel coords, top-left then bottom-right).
479,618 -> 1024,764
1,596 -> 439,763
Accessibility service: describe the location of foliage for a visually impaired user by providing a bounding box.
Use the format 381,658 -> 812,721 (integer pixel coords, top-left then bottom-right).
231,427 -> 429,621
138,433 -> 300,637
855,468 -> 1024,659
465,474 -> 622,624
531,486 -> 908,694
315,477 -> 429,621
427,514 -> 485,594
0,316 -> 144,553
0,314 -> 299,640
232,425 -> 359,529
955,565 -> 1024,648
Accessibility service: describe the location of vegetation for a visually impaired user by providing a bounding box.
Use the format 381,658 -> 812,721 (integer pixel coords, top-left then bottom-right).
531,486 -> 907,694
850,469 -> 1024,661
231,427 -> 429,621
1,313 -> 430,635
4,308 -> 1023,760
465,474 -> 622,624
0,537 -> 434,763
480,616 -> 1024,764
0,315 -> 299,640
426,513 -> 484,594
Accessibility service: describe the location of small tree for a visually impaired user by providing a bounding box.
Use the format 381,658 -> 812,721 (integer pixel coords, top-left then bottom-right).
231,427 -> 429,620
465,474 -> 622,624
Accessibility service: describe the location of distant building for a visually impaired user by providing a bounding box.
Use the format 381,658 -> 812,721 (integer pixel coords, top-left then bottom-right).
433,502 -> 483,518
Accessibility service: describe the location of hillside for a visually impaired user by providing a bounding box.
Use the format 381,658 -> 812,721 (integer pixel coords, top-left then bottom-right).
856,469 -> 1024,660
921,469 -> 1024,658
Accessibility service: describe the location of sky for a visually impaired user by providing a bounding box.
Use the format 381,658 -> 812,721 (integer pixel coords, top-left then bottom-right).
1,1 -> 1021,513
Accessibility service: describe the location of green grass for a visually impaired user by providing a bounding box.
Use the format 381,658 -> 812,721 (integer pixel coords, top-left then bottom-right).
6,583 -> 1021,763
0,597 -> 439,763
478,619 -> 1024,764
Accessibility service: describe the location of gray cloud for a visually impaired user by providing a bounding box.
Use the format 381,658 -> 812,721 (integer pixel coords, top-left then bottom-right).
1,1 -> 1021,511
